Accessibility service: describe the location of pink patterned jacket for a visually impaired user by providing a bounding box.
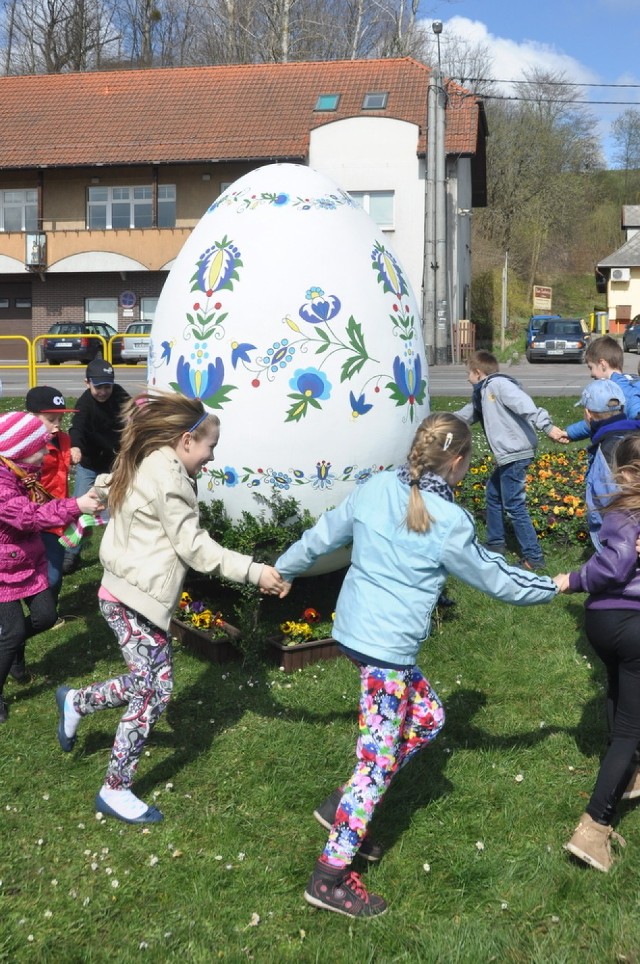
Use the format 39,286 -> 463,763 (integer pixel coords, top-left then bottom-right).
0,464 -> 81,602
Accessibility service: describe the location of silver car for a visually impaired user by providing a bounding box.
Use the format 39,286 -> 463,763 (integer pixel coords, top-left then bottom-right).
120,322 -> 152,364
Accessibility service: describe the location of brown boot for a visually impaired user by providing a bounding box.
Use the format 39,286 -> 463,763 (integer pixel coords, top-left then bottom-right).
564,813 -> 626,873
622,768 -> 640,801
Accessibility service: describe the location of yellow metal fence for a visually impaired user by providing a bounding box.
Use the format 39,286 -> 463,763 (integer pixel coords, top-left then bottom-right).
0,333 -> 141,389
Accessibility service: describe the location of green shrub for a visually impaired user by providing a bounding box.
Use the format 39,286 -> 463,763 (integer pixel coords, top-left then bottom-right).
196,490 -> 317,662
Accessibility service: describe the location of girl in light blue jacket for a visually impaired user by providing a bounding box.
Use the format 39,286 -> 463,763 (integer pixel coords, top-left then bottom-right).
275,411 -> 560,920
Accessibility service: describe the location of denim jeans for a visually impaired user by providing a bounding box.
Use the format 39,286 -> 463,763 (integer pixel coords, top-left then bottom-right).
485,457 -> 543,563
66,464 -> 97,558
41,530 -> 65,603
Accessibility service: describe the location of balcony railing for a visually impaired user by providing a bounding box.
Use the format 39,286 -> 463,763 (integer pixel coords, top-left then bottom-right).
0,224 -> 195,274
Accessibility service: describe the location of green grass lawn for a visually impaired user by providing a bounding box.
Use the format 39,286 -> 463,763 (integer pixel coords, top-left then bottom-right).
2,395 -> 637,962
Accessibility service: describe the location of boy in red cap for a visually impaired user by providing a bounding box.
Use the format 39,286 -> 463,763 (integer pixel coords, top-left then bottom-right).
26,387 -> 76,605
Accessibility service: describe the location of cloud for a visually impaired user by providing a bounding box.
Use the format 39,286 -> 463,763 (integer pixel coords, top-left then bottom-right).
425,15 -> 627,164
435,16 -> 601,90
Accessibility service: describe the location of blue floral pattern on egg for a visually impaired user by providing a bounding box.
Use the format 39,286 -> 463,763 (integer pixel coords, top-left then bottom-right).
150,163 -> 429,531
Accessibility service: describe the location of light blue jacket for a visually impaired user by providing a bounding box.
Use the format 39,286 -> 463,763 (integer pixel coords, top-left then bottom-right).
275,472 -> 558,667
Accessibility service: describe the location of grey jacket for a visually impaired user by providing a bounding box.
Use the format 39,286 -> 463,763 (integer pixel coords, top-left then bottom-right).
455,373 -> 554,466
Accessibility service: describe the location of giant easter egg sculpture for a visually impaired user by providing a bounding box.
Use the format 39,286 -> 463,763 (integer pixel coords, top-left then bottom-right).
149,163 -> 429,560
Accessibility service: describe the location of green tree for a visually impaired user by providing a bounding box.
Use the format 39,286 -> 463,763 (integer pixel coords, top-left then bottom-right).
475,69 -> 603,293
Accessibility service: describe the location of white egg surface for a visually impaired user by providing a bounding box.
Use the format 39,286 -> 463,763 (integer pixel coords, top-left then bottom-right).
149,163 -> 430,523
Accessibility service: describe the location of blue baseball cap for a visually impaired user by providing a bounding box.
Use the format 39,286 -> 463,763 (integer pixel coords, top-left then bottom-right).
575,379 -> 626,413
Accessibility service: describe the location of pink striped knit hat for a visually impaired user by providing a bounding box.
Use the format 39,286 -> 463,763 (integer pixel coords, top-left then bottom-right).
0,411 -> 49,462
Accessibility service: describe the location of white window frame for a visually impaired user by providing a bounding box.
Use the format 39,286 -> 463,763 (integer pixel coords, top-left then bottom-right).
86,298 -> 118,328
141,297 -> 158,322
1,189 -> 38,232
87,185 -> 176,229
349,190 -> 395,230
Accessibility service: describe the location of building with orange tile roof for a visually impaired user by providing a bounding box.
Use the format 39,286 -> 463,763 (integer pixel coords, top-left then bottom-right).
0,58 -> 486,361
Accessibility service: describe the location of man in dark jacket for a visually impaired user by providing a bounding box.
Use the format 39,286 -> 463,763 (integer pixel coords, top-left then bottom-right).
63,359 -> 129,573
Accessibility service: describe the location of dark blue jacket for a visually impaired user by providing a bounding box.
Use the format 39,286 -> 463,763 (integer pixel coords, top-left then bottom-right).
584,416 -> 640,538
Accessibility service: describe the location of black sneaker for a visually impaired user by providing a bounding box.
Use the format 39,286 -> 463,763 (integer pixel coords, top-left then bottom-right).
436,593 -> 456,609
313,789 -> 383,862
62,553 -> 81,575
482,542 -> 507,555
304,861 -> 387,918
519,557 -> 545,572
9,661 -> 31,684
313,788 -> 343,830
0,697 -> 8,724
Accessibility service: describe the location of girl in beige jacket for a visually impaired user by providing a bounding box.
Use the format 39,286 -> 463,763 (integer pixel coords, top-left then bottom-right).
55,391 -> 285,824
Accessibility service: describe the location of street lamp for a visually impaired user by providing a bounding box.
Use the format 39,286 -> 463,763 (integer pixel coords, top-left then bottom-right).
432,20 -> 443,71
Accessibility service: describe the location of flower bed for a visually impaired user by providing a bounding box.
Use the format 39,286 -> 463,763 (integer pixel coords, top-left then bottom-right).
456,447 -> 589,546
270,635 -> 340,672
270,607 -> 341,672
171,592 -> 241,663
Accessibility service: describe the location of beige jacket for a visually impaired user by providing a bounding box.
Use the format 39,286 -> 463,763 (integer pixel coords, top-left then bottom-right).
96,446 -> 263,631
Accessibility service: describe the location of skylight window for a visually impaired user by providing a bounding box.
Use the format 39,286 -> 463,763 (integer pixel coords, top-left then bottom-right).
363,92 -> 388,110
315,93 -> 340,111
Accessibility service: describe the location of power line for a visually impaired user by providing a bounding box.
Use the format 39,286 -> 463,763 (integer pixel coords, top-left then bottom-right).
481,93 -> 640,106
455,77 -> 640,90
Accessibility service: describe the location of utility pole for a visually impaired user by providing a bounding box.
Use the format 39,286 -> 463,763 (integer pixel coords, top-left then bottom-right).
422,73 -> 437,365
434,64 -> 449,365
501,250 -> 508,353
422,20 -> 449,365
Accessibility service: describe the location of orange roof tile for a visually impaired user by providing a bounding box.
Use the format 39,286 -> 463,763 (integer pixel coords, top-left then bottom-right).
0,58 -> 483,170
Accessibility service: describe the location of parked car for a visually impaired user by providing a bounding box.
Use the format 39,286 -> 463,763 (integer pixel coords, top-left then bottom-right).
526,318 -> 590,363
120,321 -> 152,364
622,315 -> 640,353
525,314 -> 561,350
42,322 -> 123,365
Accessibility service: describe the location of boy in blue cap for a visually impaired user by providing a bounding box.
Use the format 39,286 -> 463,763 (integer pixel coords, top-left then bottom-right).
571,379 -> 640,549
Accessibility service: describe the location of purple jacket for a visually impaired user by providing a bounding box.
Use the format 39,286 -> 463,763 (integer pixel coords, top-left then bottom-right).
568,508 -> 640,610
0,464 -> 81,601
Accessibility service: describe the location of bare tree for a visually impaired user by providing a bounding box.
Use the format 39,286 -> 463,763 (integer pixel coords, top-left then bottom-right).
0,0 -> 18,73
612,108 -> 640,170
611,107 -> 640,201
424,29 -> 497,97
1,0 -> 119,73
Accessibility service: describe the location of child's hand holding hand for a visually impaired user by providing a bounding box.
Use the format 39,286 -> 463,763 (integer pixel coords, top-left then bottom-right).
76,490 -> 104,515
258,565 -> 289,597
553,573 -> 570,592
549,426 -> 569,443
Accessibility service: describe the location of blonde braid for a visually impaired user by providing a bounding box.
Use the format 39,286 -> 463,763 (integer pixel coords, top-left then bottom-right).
405,412 -> 472,533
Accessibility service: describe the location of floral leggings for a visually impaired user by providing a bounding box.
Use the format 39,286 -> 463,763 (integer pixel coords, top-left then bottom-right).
73,600 -> 173,790
322,663 -> 444,868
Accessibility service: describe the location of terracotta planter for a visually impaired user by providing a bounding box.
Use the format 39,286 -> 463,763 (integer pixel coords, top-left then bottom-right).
170,617 -> 241,664
270,635 -> 340,672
